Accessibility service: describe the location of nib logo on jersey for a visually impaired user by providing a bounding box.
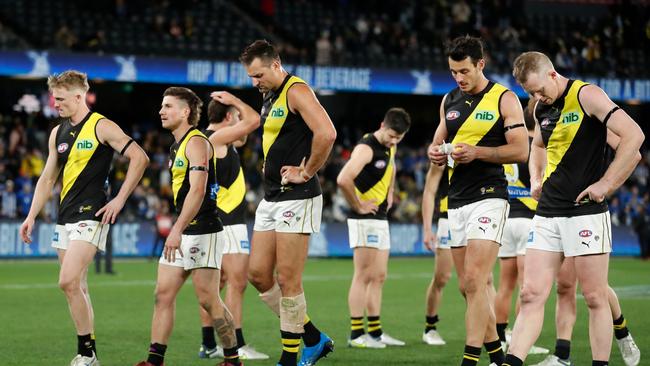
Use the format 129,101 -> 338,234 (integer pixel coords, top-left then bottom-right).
270,107 -> 286,118
474,110 -> 495,121
76,139 -> 94,150
561,111 -> 580,124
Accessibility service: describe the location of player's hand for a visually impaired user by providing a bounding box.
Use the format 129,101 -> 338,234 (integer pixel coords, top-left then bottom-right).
576,180 -> 610,204
210,91 -> 240,106
163,228 -> 183,263
387,192 -> 394,211
356,199 -> 379,215
95,197 -> 126,224
20,217 -> 35,244
530,178 -> 543,201
428,143 -> 447,166
451,143 -> 477,164
423,229 -> 437,252
280,157 -> 310,185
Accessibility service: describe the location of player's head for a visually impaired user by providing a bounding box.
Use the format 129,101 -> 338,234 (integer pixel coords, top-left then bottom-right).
207,99 -> 240,126
446,35 -> 486,93
47,70 -> 89,118
160,87 -> 203,130
240,39 -> 283,94
513,51 -> 559,105
378,108 -> 411,148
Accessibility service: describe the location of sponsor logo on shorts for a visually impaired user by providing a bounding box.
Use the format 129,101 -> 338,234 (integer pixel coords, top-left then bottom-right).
240,240 -> 250,249
52,232 -> 59,242
446,110 -> 460,120
79,223 -> 87,228
527,231 -> 534,243
367,234 -> 379,243
579,230 -> 592,238
478,217 -> 491,224
189,247 -> 200,254
57,143 -> 69,153
283,211 -> 295,218
374,160 -> 387,169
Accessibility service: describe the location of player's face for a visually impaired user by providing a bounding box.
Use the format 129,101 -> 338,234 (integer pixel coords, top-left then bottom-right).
245,58 -> 280,94
159,96 -> 189,130
51,87 -> 82,118
379,126 -> 405,148
448,57 -> 484,93
522,71 -> 557,105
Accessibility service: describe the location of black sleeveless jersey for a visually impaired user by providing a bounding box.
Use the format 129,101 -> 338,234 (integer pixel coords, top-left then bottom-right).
56,112 -> 113,224
169,128 -> 222,235
203,129 -> 246,226
349,133 -> 395,220
534,79 -> 608,217
504,138 -> 537,219
444,81 -> 509,209
260,74 -> 321,201
435,166 -> 449,219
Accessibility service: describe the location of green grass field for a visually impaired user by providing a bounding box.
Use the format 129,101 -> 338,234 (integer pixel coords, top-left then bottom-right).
1,257 -> 648,365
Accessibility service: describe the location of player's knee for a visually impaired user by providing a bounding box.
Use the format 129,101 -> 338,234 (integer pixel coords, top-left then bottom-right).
556,279 -> 576,297
277,271 -> 301,294
581,287 -> 608,310
519,285 -> 545,306
58,275 -> 79,294
434,271 -> 451,288
153,286 -> 175,308
372,270 -> 387,284
463,274 -> 483,295
229,275 -> 248,294
247,267 -> 270,291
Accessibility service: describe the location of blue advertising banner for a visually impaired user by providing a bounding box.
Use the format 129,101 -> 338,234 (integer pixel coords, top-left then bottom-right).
1,50 -> 649,101
0,220 -> 641,258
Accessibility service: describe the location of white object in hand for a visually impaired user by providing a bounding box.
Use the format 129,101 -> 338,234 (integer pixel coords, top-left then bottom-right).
440,143 -> 455,155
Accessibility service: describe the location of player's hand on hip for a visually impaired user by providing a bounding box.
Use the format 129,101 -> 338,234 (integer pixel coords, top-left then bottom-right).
20,217 -> 35,244
163,229 -> 183,262
576,180 -> 609,204
356,199 -> 379,215
280,157 -> 309,185
210,91 -> 239,106
450,143 -> 477,164
428,143 -> 447,166
423,229 -> 437,252
96,197 -> 126,225
531,179 -> 543,201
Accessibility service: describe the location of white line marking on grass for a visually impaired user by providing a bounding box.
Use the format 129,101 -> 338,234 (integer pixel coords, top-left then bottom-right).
575,285 -> 650,300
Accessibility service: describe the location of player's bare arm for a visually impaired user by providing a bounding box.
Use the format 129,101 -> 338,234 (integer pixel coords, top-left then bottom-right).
452,91 -> 529,164
576,84 -> 645,203
428,95 -> 449,165
95,118 -> 149,224
528,123 -> 546,201
163,136 -> 211,263
20,126 -> 62,243
208,91 -> 261,148
336,144 -> 377,215
422,163 -> 444,251
280,83 -> 337,184
387,160 -> 397,210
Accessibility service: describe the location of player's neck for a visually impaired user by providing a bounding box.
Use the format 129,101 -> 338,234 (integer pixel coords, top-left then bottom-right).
467,76 -> 490,95
172,123 -> 193,142
272,69 -> 290,91
555,75 -> 569,97
69,105 -> 90,125
207,122 -> 225,131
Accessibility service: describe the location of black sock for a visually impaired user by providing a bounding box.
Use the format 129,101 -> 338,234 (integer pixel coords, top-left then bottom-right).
235,328 -> 246,348
484,340 -> 505,365
77,334 -> 93,357
223,346 -> 240,365
496,322 -> 508,343
202,326 -> 216,349
613,314 -> 630,339
554,339 -> 571,360
147,343 -> 167,366
592,361 -> 608,366
461,345 -> 481,366
367,316 -> 382,338
302,318 -> 321,347
503,354 -> 523,366
425,314 -> 439,332
350,317 -> 365,340
90,333 -> 97,356
279,330 -> 300,366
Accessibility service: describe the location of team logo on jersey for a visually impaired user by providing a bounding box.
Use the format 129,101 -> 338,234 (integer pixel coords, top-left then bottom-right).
478,217 -> 491,224
446,110 -> 460,120
541,118 -> 551,128
474,110 -> 495,121
375,160 -> 387,169
579,230 -> 593,238
57,143 -> 69,153
76,139 -> 94,150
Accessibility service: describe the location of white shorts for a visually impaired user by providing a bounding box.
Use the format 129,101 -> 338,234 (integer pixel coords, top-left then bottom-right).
435,218 -> 451,249
528,212 -> 612,257
499,217 -> 532,258
159,232 -> 225,270
448,198 -> 509,248
222,224 -> 250,255
51,220 -> 110,252
253,195 -> 322,233
347,218 -> 390,250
